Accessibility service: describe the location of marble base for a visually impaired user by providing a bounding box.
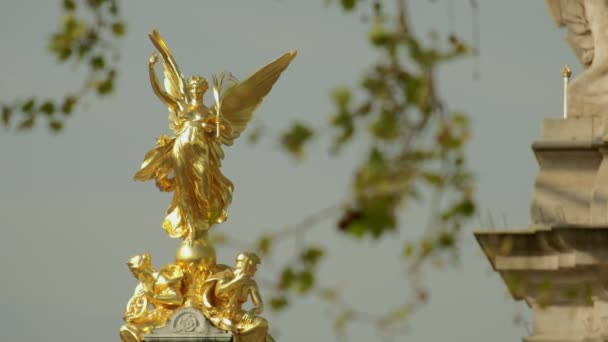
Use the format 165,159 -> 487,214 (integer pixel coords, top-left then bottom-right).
143,308 -> 233,342
475,226 -> 608,342
475,113 -> 608,341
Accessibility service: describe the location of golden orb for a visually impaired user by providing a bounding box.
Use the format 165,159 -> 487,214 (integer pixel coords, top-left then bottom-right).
175,240 -> 216,272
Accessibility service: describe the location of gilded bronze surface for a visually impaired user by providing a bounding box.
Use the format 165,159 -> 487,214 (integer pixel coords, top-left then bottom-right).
136,29 -> 296,242
120,29 -> 295,342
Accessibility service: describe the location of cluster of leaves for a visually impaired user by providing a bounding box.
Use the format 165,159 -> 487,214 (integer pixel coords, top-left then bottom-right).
1,0 -> 125,132
268,245 -> 325,310
272,0 -> 476,335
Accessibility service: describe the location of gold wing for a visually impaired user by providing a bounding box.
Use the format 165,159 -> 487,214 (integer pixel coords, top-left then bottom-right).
211,51 -> 297,145
149,29 -> 187,103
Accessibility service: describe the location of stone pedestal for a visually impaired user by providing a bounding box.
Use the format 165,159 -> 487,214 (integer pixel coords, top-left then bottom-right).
143,308 -> 233,342
475,117 -> 608,341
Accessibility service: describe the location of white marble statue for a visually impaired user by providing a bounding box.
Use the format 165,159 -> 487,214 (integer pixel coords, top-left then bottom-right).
547,0 -> 608,117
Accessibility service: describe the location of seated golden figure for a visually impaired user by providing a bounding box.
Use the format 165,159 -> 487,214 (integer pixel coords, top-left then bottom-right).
201,252 -> 270,341
120,253 -> 184,342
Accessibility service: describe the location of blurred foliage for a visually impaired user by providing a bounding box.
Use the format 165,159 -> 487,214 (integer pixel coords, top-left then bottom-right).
1,0 -> 125,132
273,0 -> 477,337
262,0 -> 476,338
280,122 -> 314,158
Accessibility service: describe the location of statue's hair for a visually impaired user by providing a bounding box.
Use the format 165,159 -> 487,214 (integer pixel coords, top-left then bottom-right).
187,75 -> 208,88
236,252 -> 261,265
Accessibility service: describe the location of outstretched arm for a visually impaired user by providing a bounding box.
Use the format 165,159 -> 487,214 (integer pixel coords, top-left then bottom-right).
149,52 -> 179,112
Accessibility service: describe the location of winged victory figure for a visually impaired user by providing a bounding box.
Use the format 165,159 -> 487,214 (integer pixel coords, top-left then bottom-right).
135,30 -> 297,243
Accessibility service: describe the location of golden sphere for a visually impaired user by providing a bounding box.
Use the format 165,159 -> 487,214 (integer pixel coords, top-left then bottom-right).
175,240 -> 216,272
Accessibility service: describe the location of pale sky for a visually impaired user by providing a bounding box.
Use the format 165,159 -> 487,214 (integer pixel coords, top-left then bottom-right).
0,1 -> 580,341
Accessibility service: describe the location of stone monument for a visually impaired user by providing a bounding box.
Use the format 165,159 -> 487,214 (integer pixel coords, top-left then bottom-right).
118,29 -> 296,342
475,2 -> 608,341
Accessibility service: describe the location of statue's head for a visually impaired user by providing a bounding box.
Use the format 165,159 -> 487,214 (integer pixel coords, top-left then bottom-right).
127,253 -> 153,279
187,75 -> 208,101
235,252 -> 261,276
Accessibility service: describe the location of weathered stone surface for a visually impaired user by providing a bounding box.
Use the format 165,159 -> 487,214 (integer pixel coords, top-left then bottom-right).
529,118 -> 608,227
475,226 -> 608,342
143,308 -> 233,342
476,4 -> 608,338
476,116 -> 608,341
546,0 -> 608,118
541,117 -> 594,142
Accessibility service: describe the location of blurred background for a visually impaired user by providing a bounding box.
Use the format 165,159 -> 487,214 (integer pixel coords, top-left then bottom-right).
0,1 -> 580,341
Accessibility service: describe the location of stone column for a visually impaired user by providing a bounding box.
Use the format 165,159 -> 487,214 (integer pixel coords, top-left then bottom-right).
475,117 -> 608,342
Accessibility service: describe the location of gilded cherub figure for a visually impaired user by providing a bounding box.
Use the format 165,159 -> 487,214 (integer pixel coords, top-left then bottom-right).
134,30 -> 297,242
119,253 -> 185,342
201,252 -> 270,342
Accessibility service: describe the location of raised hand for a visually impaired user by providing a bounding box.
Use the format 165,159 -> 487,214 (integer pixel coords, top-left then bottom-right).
149,51 -> 159,65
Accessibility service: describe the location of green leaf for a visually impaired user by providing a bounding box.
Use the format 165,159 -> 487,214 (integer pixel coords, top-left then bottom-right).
269,296 -> 289,311
48,120 -> 63,132
88,0 -> 106,8
77,44 -> 89,59
59,47 -> 72,61
437,232 -> 455,249
369,24 -> 390,47
63,16 -> 85,40
342,198 -> 397,239
279,267 -> 296,289
436,126 -> 461,149
61,96 -> 77,115
256,235 -> 272,256
40,101 -> 55,115
2,106 -> 12,126
295,270 -> 315,293
280,122 -> 314,158
90,55 -> 105,70
21,99 -> 35,113
109,0 -> 119,15
111,22 -> 126,37
453,198 -> 475,217
340,0 -> 356,11
97,79 -> 114,95
368,147 -> 385,168
63,0 -> 75,10
331,87 -> 351,109
403,76 -> 422,104
370,111 -> 400,140
345,221 -> 367,238
422,171 -> 444,187
440,197 -> 475,222
330,110 -> 354,151
300,247 -> 324,267
17,116 -> 35,131
452,112 -> 469,126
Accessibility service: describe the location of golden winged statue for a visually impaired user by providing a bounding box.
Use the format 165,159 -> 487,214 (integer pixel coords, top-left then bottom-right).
135,30 -> 296,242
